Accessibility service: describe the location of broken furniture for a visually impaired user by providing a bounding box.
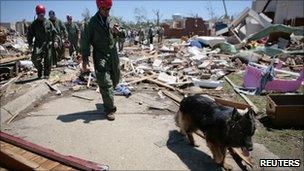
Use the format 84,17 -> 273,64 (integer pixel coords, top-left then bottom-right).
266,95 -> 304,126
243,65 -> 304,93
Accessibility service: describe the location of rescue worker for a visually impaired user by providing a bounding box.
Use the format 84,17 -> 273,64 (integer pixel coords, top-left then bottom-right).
27,5 -> 58,79
148,25 -> 154,44
112,23 -> 120,50
117,26 -> 126,52
82,0 -> 120,121
138,26 -> 144,45
65,15 -> 79,56
49,10 -> 68,66
157,26 -> 164,43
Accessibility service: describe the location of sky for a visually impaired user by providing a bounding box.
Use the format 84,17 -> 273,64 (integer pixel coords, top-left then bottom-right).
0,0 -> 252,23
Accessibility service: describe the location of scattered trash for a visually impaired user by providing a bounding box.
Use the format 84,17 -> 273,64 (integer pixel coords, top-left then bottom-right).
115,84 -> 132,97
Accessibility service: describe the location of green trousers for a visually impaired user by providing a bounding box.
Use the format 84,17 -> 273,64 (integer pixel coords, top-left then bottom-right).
68,40 -> 79,56
32,44 -> 52,77
93,48 -> 120,113
51,37 -> 65,66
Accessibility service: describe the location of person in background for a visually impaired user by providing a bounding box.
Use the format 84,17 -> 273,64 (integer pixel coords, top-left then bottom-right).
65,14 -> 79,57
49,10 -> 68,66
27,5 -> 58,79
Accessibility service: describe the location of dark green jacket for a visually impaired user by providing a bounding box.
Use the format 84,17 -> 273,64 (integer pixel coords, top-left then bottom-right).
50,18 -> 68,39
81,12 -> 115,64
65,22 -> 79,42
27,18 -> 57,48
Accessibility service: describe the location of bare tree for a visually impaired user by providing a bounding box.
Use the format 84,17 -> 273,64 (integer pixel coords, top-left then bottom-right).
81,8 -> 91,22
153,9 -> 163,26
134,7 -> 147,24
205,1 -> 216,21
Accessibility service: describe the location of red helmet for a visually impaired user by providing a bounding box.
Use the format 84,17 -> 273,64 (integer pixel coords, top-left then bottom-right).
35,5 -> 46,14
96,0 -> 112,9
66,14 -> 72,20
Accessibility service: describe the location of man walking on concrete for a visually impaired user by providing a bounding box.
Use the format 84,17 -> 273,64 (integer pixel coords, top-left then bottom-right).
82,0 -> 120,121
27,5 -> 58,79
65,15 -> 79,56
49,10 -> 68,66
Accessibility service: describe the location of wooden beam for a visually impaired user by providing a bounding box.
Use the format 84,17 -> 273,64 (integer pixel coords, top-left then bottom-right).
0,55 -> 30,64
162,90 -> 182,103
146,78 -> 176,91
125,75 -> 155,85
0,146 -> 42,170
0,131 -> 108,171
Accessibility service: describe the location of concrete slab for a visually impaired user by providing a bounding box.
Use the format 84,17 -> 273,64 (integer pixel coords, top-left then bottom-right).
1,81 -> 50,125
2,90 -> 283,170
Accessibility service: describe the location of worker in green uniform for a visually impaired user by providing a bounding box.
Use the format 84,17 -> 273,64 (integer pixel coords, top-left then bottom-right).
82,0 -> 120,121
27,5 -> 58,79
65,14 -> 79,56
49,10 -> 68,66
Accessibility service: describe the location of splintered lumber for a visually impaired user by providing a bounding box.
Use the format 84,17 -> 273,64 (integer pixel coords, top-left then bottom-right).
86,73 -> 92,88
72,94 -> 94,101
0,74 -> 22,90
0,131 -> 108,171
224,76 -> 259,113
125,75 -> 155,85
146,78 -> 176,91
0,55 -> 30,64
162,90 -> 182,104
0,146 -> 42,170
228,147 -> 253,168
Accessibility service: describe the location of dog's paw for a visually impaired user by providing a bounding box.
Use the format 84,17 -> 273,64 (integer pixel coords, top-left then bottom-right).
223,163 -> 233,171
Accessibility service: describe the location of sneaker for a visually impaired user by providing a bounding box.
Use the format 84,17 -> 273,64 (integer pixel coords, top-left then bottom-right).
106,112 -> 115,121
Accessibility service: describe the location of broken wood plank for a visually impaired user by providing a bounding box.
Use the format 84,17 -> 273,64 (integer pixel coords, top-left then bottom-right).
0,55 -> 30,64
51,163 -> 75,171
146,78 -> 176,91
86,73 -> 92,88
224,76 -> 259,113
214,97 -> 251,110
72,94 -> 94,101
37,160 -> 60,170
162,90 -> 182,103
0,146 -> 41,170
0,131 -> 108,171
125,75 -> 155,85
0,74 -> 22,90
228,147 -> 253,168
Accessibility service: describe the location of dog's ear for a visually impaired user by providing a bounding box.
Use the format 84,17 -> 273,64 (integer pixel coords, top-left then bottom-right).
231,107 -> 241,120
243,108 -> 255,120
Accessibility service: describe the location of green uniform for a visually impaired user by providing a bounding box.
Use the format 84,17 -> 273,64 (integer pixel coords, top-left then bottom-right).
50,18 -> 67,65
27,18 -> 57,78
65,22 -> 79,56
82,12 -> 120,114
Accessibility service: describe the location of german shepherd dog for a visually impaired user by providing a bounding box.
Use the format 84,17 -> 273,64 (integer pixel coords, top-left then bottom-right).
175,95 -> 256,170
